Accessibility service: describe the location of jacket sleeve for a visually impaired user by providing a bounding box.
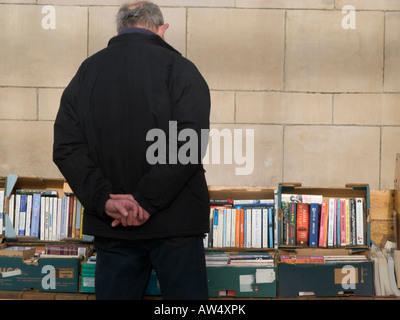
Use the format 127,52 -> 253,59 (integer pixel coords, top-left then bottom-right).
132,59 -> 211,214
53,69 -> 113,218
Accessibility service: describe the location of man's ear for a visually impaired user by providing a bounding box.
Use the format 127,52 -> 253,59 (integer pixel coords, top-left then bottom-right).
155,23 -> 169,38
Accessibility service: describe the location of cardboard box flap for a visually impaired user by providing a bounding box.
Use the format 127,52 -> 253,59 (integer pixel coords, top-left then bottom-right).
0,246 -> 36,260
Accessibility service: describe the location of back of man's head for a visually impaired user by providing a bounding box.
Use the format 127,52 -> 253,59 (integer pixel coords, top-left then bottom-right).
116,1 -> 164,33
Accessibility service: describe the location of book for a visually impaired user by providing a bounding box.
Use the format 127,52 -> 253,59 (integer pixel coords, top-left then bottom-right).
25,194 -> 32,236
268,206 -> 274,247
0,190 -> 4,236
309,203 -> 319,247
281,201 -> 289,245
280,255 -> 324,264
356,198 -> 365,245
18,194 -> 27,236
327,198 -> 336,247
296,203 -> 309,246
318,201 -> 328,247
288,202 -> 297,245
281,194 -> 323,204
30,193 -> 41,238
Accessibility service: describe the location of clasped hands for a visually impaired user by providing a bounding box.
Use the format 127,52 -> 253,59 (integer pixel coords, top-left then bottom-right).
105,194 -> 150,227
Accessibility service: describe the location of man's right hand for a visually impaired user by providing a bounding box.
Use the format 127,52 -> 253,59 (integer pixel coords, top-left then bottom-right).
105,194 -> 150,227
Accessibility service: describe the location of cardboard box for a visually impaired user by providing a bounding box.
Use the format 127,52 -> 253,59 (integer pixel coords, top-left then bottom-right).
277,183 -> 371,248
278,248 -> 373,297
0,254 -> 80,293
207,265 -> 277,298
206,186 -> 277,298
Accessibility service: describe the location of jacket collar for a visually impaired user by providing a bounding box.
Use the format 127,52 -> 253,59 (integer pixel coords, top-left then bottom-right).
108,31 -> 181,55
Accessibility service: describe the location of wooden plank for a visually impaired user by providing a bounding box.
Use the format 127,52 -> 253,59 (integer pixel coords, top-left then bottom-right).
371,220 -> 394,247
370,189 -> 394,220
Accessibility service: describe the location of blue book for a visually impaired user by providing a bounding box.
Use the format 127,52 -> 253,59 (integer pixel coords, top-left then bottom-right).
18,195 -> 27,236
212,209 -> 218,247
30,193 -> 41,238
60,196 -> 68,240
268,207 -> 274,247
309,203 -> 319,247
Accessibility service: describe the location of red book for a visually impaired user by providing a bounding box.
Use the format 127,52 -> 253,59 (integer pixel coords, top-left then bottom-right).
296,203 -> 310,246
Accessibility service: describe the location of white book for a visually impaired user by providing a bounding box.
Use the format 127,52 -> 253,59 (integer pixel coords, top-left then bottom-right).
327,198 -> 335,247
246,208 -> 251,248
57,198 -> 62,241
356,198 -> 365,245
231,208 -> 236,247
52,197 -> 58,241
252,208 -> 262,248
226,208 -> 231,247
25,194 -> 32,236
262,207 -> 269,248
45,196 -> 50,240
40,197 -> 45,240
14,194 -> 20,234
0,190 -> 4,236
217,209 -> 223,247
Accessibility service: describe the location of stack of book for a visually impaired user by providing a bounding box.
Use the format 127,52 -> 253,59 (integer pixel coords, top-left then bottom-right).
280,194 -> 367,248
280,254 -> 367,264
6,189 -> 84,241
204,199 -> 276,249
206,253 -> 274,267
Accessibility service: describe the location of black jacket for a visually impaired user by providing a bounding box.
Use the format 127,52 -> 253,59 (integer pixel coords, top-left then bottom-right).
53,32 -> 211,240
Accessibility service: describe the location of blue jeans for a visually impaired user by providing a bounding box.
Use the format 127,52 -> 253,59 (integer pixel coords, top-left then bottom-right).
94,235 -> 209,300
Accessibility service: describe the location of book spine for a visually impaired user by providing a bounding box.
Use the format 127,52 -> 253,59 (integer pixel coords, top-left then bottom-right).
309,203 -> 319,247
356,198 -> 365,245
25,194 -> 32,236
318,201 -> 327,247
262,207 -> 268,248
230,207 -> 236,247
235,208 -> 241,247
289,202 -> 297,245
281,201 -> 289,245
268,207 -> 273,248
350,198 -> 356,245
340,199 -> 347,246
14,194 -> 20,234
246,208 -> 251,248
0,190 -> 4,236
18,194 -> 27,236
207,208 -> 213,247
40,197 -> 45,240
345,199 -> 350,246
296,202 -> 309,246
239,208 -> 244,247
327,198 -> 335,248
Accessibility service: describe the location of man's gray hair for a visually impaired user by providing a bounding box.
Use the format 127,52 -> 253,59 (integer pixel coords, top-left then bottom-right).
116,1 -> 164,33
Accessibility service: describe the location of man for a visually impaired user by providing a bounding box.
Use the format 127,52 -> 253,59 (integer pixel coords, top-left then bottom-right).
53,1 -> 210,300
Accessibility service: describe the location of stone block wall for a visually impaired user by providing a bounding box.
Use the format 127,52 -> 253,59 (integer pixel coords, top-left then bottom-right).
0,0 -> 399,189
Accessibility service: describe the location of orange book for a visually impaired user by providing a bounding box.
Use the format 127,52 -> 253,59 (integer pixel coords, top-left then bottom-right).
235,208 -> 241,247
239,208 -> 244,247
296,203 -> 310,246
318,201 -> 328,247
